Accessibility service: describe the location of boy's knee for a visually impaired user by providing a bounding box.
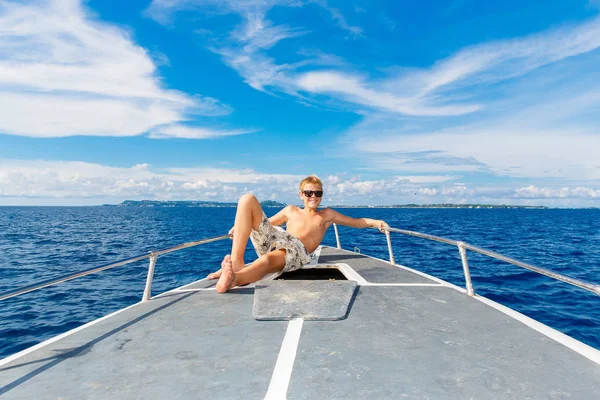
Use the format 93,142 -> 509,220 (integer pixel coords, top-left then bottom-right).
266,250 -> 286,269
238,193 -> 257,205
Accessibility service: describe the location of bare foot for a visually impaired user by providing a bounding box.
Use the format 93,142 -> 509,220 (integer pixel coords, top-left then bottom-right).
208,255 -> 237,279
216,256 -> 237,293
207,269 -> 221,280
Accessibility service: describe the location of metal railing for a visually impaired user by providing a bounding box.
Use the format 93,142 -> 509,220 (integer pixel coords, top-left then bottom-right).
0,234 -> 232,302
332,223 -> 600,297
2,224 -> 599,303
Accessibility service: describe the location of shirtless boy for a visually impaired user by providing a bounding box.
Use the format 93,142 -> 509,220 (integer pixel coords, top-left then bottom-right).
208,175 -> 389,293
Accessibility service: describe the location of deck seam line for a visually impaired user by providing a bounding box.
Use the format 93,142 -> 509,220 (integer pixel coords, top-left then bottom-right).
264,317 -> 304,400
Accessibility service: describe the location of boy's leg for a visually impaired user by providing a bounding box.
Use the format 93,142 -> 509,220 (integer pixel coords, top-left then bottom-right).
216,249 -> 286,293
230,193 -> 264,270
208,194 -> 263,279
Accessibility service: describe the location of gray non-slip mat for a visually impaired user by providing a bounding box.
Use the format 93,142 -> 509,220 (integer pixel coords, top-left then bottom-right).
253,280 -> 358,321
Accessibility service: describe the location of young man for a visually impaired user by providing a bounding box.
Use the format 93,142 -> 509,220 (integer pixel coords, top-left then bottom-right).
208,175 -> 389,293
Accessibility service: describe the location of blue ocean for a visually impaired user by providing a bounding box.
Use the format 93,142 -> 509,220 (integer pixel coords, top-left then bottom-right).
1,206 -> 599,359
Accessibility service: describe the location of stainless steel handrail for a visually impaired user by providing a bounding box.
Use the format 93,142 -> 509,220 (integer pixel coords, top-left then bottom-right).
0,234 -> 232,302
2,225 -> 598,302
385,227 -> 600,296
461,242 -> 599,295
387,227 -> 459,246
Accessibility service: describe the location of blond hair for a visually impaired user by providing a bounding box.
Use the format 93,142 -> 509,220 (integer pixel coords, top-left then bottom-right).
299,175 -> 323,190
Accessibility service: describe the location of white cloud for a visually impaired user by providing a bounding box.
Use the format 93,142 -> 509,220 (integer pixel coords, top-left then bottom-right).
352,127 -> 600,180
515,185 -> 600,199
148,125 -> 256,139
165,167 -> 302,184
401,175 -> 459,184
147,0 -> 362,36
0,0 -> 235,138
343,62 -> 600,181
408,17 -> 600,96
296,70 -> 480,116
441,186 -> 467,196
147,0 -> 360,95
308,0 -> 363,37
143,0 -> 600,191
296,16 -> 600,116
1,159 -> 598,207
148,1 -> 600,120
0,159 -> 304,202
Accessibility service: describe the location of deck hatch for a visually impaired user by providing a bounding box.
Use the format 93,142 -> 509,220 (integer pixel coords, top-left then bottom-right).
275,267 -> 348,281
253,280 -> 357,321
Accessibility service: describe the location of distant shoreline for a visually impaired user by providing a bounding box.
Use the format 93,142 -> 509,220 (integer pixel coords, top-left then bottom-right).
0,203 -> 598,209
97,200 -> 576,209
1,201 -> 597,209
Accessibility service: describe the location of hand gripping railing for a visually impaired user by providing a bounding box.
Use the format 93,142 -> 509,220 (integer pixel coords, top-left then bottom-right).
332,223 -> 600,297
0,234 -> 232,302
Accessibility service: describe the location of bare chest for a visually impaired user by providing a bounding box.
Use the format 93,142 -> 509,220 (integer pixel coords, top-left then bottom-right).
287,210 -> 327,232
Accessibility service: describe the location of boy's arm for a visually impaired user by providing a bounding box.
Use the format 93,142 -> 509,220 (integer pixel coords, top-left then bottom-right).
327,209 -> 389,232
268,206 -> 290,226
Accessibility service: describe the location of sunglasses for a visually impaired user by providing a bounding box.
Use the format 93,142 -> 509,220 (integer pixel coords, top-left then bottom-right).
302,190 -> 323,198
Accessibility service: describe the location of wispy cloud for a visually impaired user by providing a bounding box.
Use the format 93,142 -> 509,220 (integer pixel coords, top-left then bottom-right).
347,123 -> 600,180
297,16 -> 600,116
341,48 -> 600,182
148,1 -> 600,120
296,71 -> 480,115
406,17 -> 600,96
147,0 -> 361,94
308,0 -> 363,37
0,0 -> 236,138
148,125 -> 257,139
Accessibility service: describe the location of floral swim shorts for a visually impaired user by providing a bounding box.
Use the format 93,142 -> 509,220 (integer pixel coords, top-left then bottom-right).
250,212 -> 311,273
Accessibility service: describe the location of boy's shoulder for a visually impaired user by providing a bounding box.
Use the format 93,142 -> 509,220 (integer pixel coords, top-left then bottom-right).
286,205 -> 303,214
318,207 -> 337,218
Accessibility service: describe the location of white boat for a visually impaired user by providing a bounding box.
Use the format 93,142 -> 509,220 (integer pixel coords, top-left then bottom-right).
1,225 -> 599,399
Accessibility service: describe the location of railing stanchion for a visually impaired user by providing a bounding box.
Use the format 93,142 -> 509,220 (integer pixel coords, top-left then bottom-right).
142,253 -> 158,302
457,242 -> 474,296
385,230 -> 396,265
333,223 -> 341,249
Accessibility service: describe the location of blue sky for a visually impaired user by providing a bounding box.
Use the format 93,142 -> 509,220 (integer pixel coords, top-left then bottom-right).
1,0 -> 600,206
